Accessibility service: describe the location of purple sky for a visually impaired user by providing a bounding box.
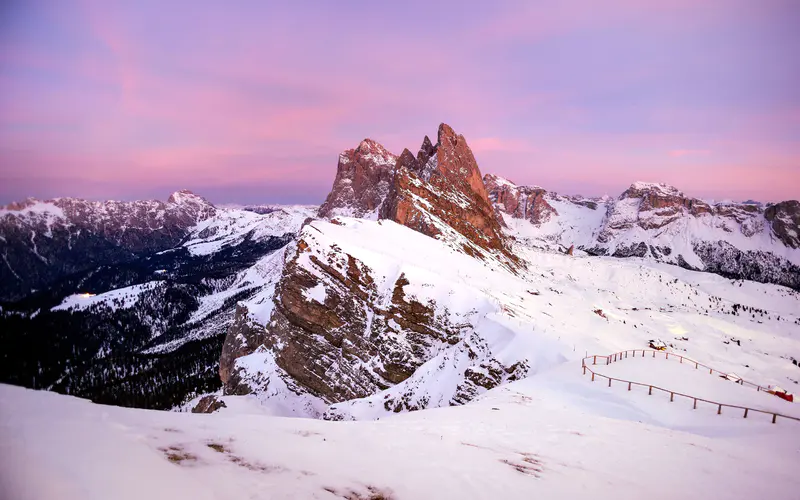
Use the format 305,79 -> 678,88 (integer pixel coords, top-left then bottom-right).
1,0 -> 798,205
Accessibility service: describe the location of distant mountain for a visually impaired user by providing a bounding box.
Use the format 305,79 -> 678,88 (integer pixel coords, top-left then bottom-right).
0,190 -> 216,301
0,193 -> 315,409
484,175 -> 800,290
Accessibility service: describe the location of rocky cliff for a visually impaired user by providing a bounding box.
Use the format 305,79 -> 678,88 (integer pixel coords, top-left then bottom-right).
318,123 -> 516,268
219,124 -> 525,415
484,174 -> 559,225
486,177 -> 800,289
317,139 -> 397,220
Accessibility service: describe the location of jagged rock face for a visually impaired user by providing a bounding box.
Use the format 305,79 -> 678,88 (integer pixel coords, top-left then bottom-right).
256,227 -> 465,403
484,174 -> 558,225
191,395 -> 227,413
217,125 -> 527,412
317,139 -> 397,220
765,201 -> 800,249
0,192 -> 217,301
318,124 -> 516,267
219,304 -> 267,393
219,217 -> 535,417
601,182 -> 769,237
381,124 -> 515,264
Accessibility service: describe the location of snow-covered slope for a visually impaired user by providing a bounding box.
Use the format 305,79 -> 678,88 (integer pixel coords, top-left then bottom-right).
485,176 -> 800,290
3,353 -> 800,500
219,214 -> 800,421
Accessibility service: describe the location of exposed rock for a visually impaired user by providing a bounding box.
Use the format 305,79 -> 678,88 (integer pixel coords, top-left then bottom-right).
220,304 -> 266,391
318,139 -> 397,220
765,200 -> 800,249
220,121 -> 527,413
381,125 -> 516,268
484,174 -> 558,225
238,225 -> 468,404
191,395 -> 227,414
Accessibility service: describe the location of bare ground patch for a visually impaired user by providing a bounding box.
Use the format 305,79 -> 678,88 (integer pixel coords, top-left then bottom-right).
322,485 -> 395,500
501,452 -> 545,478
159,445 -> 199,465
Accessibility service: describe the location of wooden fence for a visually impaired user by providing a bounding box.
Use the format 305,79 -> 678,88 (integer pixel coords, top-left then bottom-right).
581,349 -> 800,424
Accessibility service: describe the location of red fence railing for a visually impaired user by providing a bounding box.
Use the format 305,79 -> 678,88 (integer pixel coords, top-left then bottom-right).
581,349 -> 799,425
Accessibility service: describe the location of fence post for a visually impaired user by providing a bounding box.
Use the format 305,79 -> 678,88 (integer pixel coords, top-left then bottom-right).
743,408 -> 748,419
583,365 -> 586,375
653,351 -> 655,358
648,386 -> 652,395
693,399 -> 697,410
772,414 -> 777,424
642,350 -> 644,357
718,405 -> 722,415
608,378 -> 611,387
628,382 -> 631,391
680,357 -> 682,364
591,373 -> 595,382
709,368 -> 712,375
670,392 -> 674,402
593,356 -> 596,365
695,362 -> 698,369
666,353 -> 669,360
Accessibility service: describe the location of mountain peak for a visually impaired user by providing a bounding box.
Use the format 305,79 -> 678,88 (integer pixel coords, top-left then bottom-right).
624,182 -> 684,198
167,190 -> 213,207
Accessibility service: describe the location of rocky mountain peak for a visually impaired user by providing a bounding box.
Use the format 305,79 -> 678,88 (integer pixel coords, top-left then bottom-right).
167,189 -> 208,205
318,123 -> 515,267
622,181 -> 684,200
484,174 -> 559,225
417,135 -> 436,168
318,138 -> 397,220
379,123 -> 515,266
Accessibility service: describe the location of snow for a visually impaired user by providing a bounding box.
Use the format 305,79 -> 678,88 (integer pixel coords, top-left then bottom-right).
4,190 -> 800,496
3,367 -> 800,499
52,282 -> 161,312
628,181 -> 684,196
303,283 -> 327,303
182,205 -> 315,256
229,216 -> 800,424
0,200 -> 65,219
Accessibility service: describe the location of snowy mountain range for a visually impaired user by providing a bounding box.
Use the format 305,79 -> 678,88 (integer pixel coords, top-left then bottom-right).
485,175 -> 800,290
0,195 -> 314,408
2,123 -> 800,498
211,123 -> 800,423
1,123 -> 798,419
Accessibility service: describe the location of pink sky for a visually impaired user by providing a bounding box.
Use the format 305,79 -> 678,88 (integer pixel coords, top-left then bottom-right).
1,0 -> 798,204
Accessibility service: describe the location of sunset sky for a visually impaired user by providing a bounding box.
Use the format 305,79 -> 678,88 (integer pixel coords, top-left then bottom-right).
1,0 -> 798,205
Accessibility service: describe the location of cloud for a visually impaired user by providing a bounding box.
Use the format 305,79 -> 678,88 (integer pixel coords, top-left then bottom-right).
469,137 -> 535,153
669,149 -> 711,157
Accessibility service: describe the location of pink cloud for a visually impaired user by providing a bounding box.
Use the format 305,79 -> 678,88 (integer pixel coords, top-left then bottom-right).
469,137 -> 535,153
669,149 -> 711,157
